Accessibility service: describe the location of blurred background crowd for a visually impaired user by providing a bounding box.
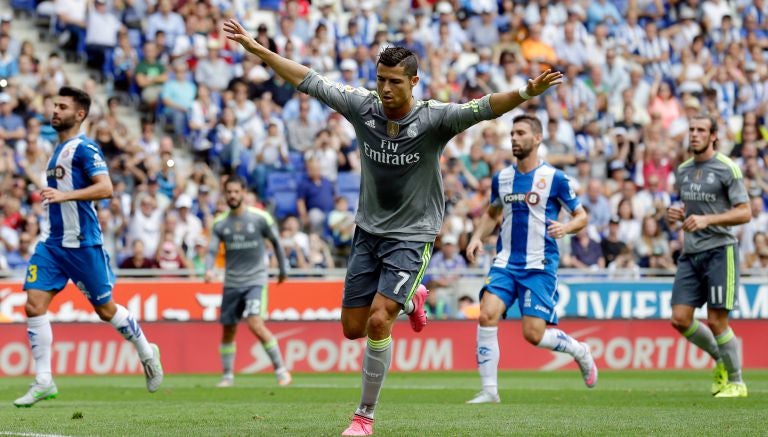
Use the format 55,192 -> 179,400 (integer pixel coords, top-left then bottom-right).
1,0 -> 768,318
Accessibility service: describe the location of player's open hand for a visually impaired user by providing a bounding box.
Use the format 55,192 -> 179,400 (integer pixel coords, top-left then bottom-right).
223,19 -> 263,54
525,69 -> 564,97
546,219 -> 567,239
466,238 -> 484,264
40,187 -> 68,203
682,214 -> 709,232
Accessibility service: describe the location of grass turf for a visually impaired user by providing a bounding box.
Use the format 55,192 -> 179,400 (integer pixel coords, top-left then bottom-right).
1,371 -> 766,436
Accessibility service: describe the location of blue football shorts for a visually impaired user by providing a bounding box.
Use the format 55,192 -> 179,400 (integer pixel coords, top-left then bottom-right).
480,266 -> 559,324
23,243 -> 116,307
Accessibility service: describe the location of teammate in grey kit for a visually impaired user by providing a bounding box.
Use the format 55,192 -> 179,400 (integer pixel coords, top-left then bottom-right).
205,176 -> 290,387
224,19 -> 562,435
667,115 -> 751,398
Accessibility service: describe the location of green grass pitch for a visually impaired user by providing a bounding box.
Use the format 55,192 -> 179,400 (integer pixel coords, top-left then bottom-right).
1,371 -> 767,436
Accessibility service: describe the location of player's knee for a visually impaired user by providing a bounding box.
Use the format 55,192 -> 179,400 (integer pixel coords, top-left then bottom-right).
366,311 -> 392,337
342,324 -> 366,340
24,300 -> 45,317
522,326 -> 543,345
670,316 -> 690,333
478,310 -> 500,327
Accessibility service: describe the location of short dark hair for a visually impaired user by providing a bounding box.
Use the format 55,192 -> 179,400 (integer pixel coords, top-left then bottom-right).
691,113 -> 719,149
377,46 -> 418,76
691,113 -> 718,134
513,114 -> 543,135
224,175 -> 246,189
58,86 -> 91,116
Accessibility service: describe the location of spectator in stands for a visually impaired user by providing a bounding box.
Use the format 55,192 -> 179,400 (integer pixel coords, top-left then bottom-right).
135,42 -> 168,108
305,128 -> 342,182
424,234 -> 466,317
580,179 -> 611,234
297,159 -> 335,233
84,0 -> 121,78
156,233 -> 191,274
194,39 -> 234,94
306,232 -> 334,269
327,195 -> 355,262
286,99 -> 322,153
112,31 -> 138,92
5,231 -> 33,270
160,60 -> 196,140
55,0 -> 88,59
17,131 -> 48,190
635,215 -> 674,270
738,196 -> 768,262
98,208 -> 120,264
119,239 -> 157,271
188,85 -> 220,160
0,93 -> 25,147
616,198 -> 641,243
569,227 -> 605,269
174,194 -> 203,255
128,194 -> 163,257
280,216 -> 309,269
146,0 -> 185,49
601,216 -> 627,265
744,231 -> 768,269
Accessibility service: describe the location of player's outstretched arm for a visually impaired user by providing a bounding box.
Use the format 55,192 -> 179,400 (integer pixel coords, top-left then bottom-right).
488,69 -> 564,116
223,19 -> 310,87
41,174 -> 113,203
466,205 -> 503,264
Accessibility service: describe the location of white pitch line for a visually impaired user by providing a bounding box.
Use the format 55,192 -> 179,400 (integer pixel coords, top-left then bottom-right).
0,432 -> 73,437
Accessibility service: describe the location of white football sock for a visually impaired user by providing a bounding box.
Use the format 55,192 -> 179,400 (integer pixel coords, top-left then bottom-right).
537,328 -> 583,357
28,314 -> 53,385
110,304 -> 153,361
477,326 -> 499,395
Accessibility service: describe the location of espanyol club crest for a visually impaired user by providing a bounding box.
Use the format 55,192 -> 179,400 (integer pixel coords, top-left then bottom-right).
526,191 -> 540,205
536,178 -> 547,190
61,147 -> 71,159
407,123 -> 418,138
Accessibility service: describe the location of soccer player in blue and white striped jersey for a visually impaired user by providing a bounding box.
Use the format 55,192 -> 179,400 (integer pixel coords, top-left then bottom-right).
14,87 -> 163,408
465,115 -> 597,404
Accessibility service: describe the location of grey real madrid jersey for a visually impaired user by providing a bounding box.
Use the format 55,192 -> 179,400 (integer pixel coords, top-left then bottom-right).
674,153 -> 749,254
298,70 -> 496,242
210,207 -> 287,288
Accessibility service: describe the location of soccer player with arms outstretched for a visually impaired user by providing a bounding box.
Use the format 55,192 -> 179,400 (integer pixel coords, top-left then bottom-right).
224,19 -> 562,435
205,176 -> 291,387
14,87 -> 163,407
465,115 -> 597,404
667,114 -> 751,397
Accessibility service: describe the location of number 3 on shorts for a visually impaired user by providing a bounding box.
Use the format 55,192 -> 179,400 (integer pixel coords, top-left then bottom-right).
27,264 -> 38,283
393,272 -> 410,295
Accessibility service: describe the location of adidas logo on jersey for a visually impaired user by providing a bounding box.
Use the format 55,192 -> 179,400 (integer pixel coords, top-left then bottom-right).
365,119 -> 376,129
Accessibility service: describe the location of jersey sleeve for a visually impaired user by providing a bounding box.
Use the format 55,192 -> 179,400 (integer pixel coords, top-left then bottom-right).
554,170 -> 581,213
436,95 -> 497,137
76,141 -> 109,179
489,172 -> 502,208
724,164 -> 749,205
257,210 -> 289,275
297,70 -> 372,119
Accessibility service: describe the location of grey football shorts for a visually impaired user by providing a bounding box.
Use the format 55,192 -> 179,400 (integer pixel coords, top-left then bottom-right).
220,285 -> 267,325
671,244 -> 739,310
343,227 -> 433,308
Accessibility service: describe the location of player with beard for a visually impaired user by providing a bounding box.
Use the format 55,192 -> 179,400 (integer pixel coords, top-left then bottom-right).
206,176 -> 290,387
14,86 -> 163,407
465,115 -> 596,404
666,115 -> 751,397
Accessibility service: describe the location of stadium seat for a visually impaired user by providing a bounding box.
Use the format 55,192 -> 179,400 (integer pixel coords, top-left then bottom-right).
273,190 -> 298,219
266,172 -> 298,196
11,0 -> 36,14
337,171 -> 361,193
289,151 -> 305,174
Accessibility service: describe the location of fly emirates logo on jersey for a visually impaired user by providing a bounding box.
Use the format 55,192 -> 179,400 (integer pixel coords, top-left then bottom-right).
362,139 -> 420,166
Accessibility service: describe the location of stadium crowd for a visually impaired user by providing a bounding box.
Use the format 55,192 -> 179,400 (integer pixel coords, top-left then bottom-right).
2,0 -> 768,315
